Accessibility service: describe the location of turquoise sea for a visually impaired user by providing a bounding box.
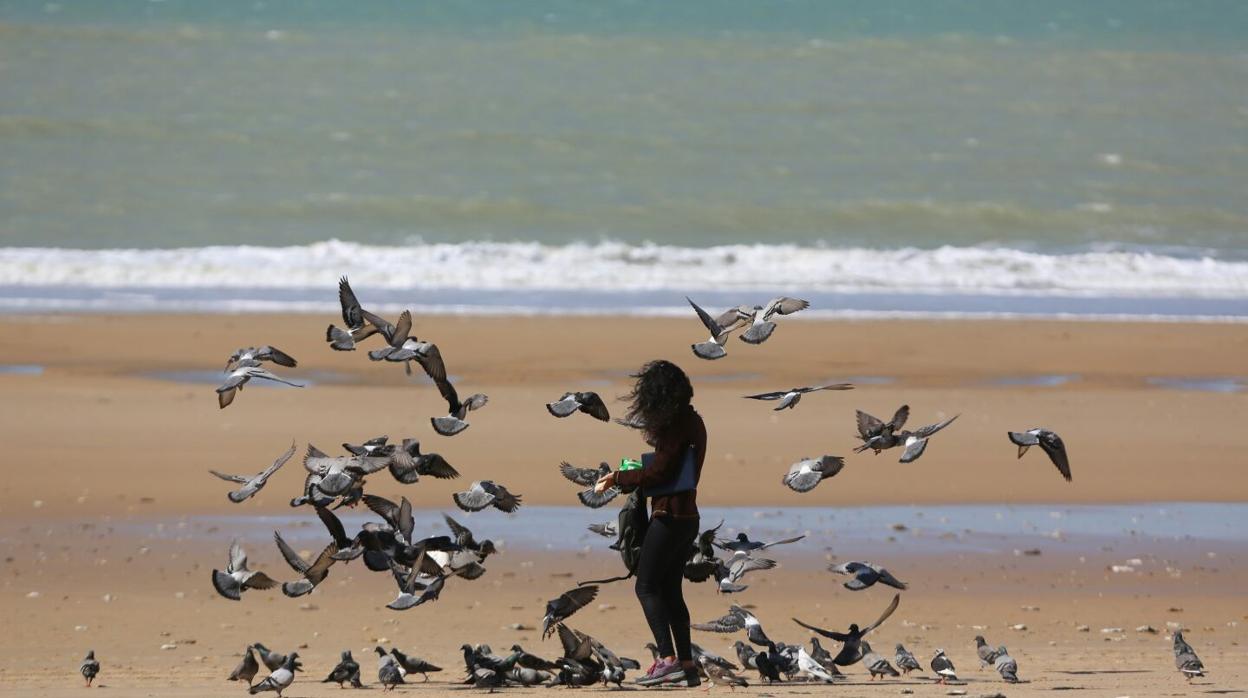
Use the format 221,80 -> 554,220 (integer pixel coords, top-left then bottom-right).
1,1 -> 1246,315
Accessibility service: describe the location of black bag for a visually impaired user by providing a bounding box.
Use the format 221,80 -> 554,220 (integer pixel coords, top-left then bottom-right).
578,489 -> 649,586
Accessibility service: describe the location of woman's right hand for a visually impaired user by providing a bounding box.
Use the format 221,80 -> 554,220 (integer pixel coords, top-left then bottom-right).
594,471 -> 617,494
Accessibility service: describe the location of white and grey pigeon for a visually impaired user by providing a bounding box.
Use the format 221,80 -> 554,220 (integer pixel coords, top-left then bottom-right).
209,441 -> 296,503
79,650 -> 100,687
559,461 -> 619,508
994,645 -> 1019,683
744,382 -> 853,411
738,296 -> 810,344
1007,428 -> 1072,481
326,276 -> 391,351
272,530 -> 337,598
860,641 -> 899,679
376,647 -> 406,689
387,560 -> 447,611
1173,630 -> 1205,681
211,539 -> 278,600
452,480 -> 522,513
715,532 -> 806,555
686,296 -> 753,360
366,309 -> 416,363
830,561 -> 908,591
587,521 -> 616,538
894,644 -> 922,674
692,605 -> 773,647
796,646 -> 838,683
930,649 -> 958,684
715,555 -> 778,594
546,391 -> 611,421
225,345 -> 297,371
856,407 -> 959,463
782,455 -> 845,493
217,361 -> 303,409
249,652 -> 299,696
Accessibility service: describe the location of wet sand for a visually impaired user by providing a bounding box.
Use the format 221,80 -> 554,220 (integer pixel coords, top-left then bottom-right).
0,313 -> 1245,694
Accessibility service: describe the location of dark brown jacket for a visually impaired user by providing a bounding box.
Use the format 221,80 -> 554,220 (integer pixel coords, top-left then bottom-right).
614,406 -> 706,519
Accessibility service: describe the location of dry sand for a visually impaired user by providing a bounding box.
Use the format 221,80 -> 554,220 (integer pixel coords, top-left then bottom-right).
1,313 -> 1245,696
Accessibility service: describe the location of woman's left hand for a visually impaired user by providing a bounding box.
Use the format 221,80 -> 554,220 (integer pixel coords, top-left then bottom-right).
594,472 -> 617,494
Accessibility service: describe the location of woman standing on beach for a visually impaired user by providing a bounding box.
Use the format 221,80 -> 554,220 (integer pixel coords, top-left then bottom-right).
596,360 -> 706,687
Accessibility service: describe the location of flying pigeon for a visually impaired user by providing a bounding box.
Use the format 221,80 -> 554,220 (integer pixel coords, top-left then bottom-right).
791,593 -> 901,665
546,392 -> 610,421
211,540 -> 278,600
225,346 -> 297,371
744,383 -> 853,411
541,586 -> 599,639
714,532 -> 806,555
687,296 -> 753,360
387,438 -> 460,483
217,361 -> 303,409
1008,428 -> 1072,481
453,480 -> 522,513
209,441 -> 296,503
782,455 -> 845,492
326,276 -> 391,351
829,561 -> 907,591
272,530 -> 337,597
692,605 -> 772,647
737,297 -> 810,344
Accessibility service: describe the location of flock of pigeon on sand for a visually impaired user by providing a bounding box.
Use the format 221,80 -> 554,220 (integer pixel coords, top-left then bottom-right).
76,280 -> 1206,692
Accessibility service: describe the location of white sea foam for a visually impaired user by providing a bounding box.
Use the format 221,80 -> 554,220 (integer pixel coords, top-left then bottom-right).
1,240 -> 1246,299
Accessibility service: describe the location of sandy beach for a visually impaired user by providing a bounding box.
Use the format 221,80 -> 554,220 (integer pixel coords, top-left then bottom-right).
1,313 -> 1245,696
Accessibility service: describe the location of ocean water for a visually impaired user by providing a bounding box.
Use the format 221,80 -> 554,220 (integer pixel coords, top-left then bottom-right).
2,1 -> 1247,316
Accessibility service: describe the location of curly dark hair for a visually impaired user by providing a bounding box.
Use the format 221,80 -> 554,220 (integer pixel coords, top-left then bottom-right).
621,359 -> 694,445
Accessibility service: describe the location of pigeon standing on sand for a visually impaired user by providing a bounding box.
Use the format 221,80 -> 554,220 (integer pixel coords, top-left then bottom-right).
1008,428 -> 1072,481
994,646 -> 1019,682
894,644 -> 922,674
79,650 -> 99,687
698,655 -> 749,688
392,648 -> 442,681
228,646 -> 260,686
930,649 -> 958,684
249,652 -> 299,696
795,646 -> 838,683
860,641 -> 899,680
326,276 -> 390,351
807,638 -> 843,678
376,647 -> 405,690
225,346 -> 298,371
322,650 -> 360,688
686,297 -> 752,360
791,593 -> 901,665
453,480 -> 522,513
830,561 -> 908,591
546,391 -> 611,421
252,644 -> 297,672
738,297 -> 810,344
782,455 -> 845,493
1173,631 -> 1205,681
216,362 -> 303,409
744,383 -> 854,411
541,585 -> 599,638
975,635 -> 1000,667
209,442 -> 296,503
211,540 -> 278,600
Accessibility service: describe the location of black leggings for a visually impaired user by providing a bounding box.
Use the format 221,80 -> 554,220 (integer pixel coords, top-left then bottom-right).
635,515 -> 699,662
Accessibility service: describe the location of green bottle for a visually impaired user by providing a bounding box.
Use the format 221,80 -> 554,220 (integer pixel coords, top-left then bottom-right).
619,457 -> 642,472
